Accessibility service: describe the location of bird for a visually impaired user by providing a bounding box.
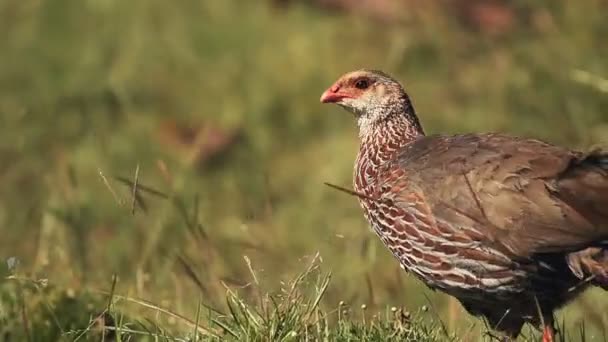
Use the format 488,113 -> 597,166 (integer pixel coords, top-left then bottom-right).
320,69 -> 608,341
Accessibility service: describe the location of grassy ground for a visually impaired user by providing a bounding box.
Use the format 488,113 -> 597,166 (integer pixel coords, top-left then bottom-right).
0,0 -> 607,340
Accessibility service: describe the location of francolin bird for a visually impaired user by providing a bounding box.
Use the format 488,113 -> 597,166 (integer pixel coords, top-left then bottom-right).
320,69 -> 608,341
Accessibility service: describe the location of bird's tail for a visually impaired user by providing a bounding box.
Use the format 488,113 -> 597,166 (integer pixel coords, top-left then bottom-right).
557,149 -> 608,228
567,247 -> 608,290
560,150 -> 608,290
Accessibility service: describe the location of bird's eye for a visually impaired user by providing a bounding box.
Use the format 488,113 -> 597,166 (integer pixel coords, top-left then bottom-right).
355,79 -> 369,89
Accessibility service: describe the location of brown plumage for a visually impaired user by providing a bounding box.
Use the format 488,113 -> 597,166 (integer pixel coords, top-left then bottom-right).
320,69 -> 608,341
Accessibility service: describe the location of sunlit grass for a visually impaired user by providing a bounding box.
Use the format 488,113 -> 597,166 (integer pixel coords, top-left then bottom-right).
0,0 -> 607,340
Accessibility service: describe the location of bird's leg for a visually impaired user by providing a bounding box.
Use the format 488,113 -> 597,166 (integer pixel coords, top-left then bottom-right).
541,324 -> 554,342
533,296 -> 556,342
541,317 -> 555,342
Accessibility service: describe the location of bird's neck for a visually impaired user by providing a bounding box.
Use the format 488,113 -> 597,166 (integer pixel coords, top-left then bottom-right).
354,106 -> 424,192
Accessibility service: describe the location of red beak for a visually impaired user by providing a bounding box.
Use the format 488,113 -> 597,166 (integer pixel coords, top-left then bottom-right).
320,84 -> 351,103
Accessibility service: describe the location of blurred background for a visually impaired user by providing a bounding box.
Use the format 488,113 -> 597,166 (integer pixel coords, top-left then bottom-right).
1,0 -> 607,339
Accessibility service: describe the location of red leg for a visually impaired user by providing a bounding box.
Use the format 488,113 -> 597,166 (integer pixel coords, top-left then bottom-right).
542,324 -> 554,342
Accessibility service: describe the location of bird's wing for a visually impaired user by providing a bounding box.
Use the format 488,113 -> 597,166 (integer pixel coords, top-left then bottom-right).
376,133 -> 608,259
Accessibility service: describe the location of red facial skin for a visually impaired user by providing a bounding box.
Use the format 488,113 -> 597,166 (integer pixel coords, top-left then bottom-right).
320,77 -> 369,103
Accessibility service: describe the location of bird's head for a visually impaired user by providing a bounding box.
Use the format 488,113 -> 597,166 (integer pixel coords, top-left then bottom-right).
320,69 -> 411,131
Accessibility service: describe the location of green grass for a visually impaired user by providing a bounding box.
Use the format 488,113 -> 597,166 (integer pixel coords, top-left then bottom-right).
0,0 -> 607,340
1,258 -> 595,341
0,256 -> 545,341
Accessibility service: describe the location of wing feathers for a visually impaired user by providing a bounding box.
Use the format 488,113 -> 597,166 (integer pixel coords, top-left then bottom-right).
385,133 -> 608,258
